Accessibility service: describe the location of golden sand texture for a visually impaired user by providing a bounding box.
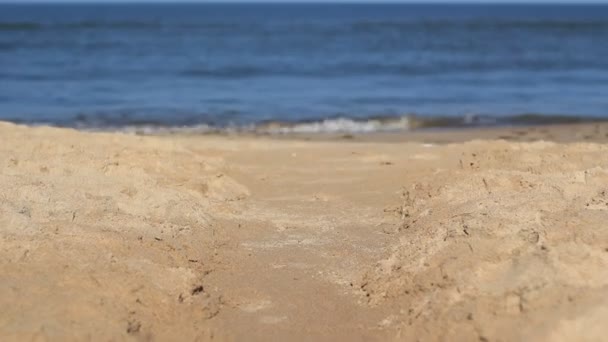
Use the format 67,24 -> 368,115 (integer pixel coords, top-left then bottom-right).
1,122 -> 607,341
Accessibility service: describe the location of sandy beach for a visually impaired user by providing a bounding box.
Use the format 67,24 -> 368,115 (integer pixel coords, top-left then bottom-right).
1,121 -> 608,341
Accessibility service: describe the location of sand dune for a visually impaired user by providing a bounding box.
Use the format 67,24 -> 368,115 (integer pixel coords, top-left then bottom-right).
1,122 -> 607,341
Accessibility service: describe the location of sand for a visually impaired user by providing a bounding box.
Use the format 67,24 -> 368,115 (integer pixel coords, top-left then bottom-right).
1,121 -> 608,341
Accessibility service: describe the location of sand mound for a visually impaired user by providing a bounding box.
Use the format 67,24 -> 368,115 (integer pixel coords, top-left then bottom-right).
0,123 -> 246,340
0,123 -> 250,236
360,141 -> 608,341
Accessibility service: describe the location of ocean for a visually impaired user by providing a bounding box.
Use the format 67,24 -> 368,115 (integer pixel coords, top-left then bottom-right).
1,3 -> 608,133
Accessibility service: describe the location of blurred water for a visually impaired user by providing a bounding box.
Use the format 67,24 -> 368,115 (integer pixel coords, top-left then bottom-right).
1,3 -> 608,131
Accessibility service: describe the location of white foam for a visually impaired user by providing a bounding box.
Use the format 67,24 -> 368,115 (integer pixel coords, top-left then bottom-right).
88,123 -> 216,135
257,117 -> 411,134
80,116 -> 413,135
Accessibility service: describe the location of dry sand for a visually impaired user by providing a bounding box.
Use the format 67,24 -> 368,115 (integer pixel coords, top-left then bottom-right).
1,121 -> 608,341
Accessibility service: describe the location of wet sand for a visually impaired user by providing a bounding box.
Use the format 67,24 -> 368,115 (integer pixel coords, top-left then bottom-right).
1,121 -> 608,341
257,122 -> 608,144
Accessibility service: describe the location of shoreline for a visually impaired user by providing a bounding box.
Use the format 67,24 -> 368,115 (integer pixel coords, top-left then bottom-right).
139,121 -> 608,144
7,113 -> 608,140
242,122 -> 608,144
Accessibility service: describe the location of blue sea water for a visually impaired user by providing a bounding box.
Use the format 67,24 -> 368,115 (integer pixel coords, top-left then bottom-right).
1,3 -> 608,132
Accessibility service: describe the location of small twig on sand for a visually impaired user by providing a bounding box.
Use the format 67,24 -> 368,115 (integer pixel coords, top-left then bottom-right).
482,178 -> 491,194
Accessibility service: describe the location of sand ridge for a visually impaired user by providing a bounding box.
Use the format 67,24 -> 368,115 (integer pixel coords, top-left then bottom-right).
1,122 -> 607,341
